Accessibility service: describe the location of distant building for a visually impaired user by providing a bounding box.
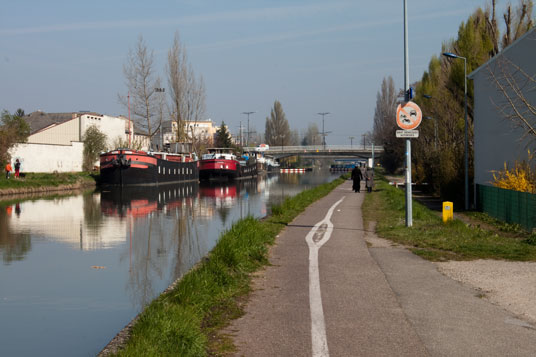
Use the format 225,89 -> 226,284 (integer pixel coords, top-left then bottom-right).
153,119 -> 228,149
468,27 -> 536,186
9,111 -> 149,173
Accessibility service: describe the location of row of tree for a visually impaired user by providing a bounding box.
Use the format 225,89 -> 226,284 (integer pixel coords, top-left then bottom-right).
374,0 -> 534,202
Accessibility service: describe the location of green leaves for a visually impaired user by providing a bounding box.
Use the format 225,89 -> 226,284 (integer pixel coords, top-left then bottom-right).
82,125 -> 108,171
0,109 -> 30,166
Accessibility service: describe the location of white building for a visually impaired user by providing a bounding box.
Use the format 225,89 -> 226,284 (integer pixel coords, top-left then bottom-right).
10,111 -> 149,173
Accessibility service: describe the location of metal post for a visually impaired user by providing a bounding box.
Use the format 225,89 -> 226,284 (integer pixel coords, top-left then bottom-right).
242,111 -> 254,147
318,112 -> 329,150
128,91 -> 131,147
404,0 -> 412,227
463,58 -> 469,210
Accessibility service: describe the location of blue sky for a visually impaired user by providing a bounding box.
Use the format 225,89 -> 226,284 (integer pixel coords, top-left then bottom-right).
1,0 -> 489,144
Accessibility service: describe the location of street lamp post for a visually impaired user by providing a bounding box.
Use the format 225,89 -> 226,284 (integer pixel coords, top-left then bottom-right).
317,112 -> 330,150
155,87 -> 165,150
242,111 -> 255,147
443,52 -> 469,211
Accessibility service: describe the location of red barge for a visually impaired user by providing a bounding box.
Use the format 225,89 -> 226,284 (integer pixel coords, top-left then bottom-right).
199,148 -> 257,181
99,148 -> 198,186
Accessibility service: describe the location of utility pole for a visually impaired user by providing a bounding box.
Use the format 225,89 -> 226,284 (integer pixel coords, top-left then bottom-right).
242,111 -> 255,147
238,121 -> 243,146
318,112 -> 330,150
349,136 -> 354,149
362,133 -> 367,149
404,0 -> 413,227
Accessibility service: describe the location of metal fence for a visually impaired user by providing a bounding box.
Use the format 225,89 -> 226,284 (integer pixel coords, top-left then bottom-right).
477,184 -> 536,232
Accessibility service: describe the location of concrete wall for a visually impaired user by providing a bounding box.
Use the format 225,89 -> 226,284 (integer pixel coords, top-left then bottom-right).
29,117 -> 80,145
472,29 -> 536,185
9,142 -> 84,173
80,114 -> 128,149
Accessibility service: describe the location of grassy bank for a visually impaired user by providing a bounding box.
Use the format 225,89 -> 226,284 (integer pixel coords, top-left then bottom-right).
111,175 -> 347,356
362,171 -> 536,262
0,172 -> 97,192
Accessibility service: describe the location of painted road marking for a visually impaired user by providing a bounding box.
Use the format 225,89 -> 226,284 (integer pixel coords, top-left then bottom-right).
305,197 -> 345,357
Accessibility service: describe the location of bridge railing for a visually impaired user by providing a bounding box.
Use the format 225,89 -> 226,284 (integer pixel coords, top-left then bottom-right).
243,145 -> 383,153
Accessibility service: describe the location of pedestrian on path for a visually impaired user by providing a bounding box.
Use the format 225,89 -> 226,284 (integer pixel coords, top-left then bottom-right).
365,167 -> 374,193
5,162 -> 12,179
351,165 -> 363,192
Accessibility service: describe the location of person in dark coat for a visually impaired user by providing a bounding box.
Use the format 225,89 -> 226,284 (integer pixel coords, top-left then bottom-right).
14,159 -> 21,178
365,167 -> 374,193
351,165 -> 363,192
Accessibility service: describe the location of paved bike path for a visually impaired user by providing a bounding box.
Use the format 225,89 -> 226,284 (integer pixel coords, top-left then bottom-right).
227,180 -> 536,356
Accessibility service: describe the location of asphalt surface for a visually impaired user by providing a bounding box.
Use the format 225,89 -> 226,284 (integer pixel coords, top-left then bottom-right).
227,180 -> 536,356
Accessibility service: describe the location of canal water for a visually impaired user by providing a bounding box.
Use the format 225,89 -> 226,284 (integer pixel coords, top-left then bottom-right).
0,171 -> 340,356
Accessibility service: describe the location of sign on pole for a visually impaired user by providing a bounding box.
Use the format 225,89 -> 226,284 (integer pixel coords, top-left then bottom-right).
396,101 -> 422,130
396,129 -> 419,138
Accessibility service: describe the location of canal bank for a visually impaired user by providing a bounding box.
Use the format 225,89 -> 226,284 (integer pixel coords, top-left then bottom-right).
0,172 -> 96,197
99,174 -> 347,356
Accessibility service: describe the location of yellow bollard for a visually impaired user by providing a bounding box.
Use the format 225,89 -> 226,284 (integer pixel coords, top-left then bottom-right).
442,201 -> 453,223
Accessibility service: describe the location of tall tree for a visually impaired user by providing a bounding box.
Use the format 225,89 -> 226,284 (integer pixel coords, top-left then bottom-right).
501,0 -> 534,48
167,31 -> 206,144
264,100 -> 291,146
215,122 -> 233,148
120,35 -> 160,142
0,109 -> 30,165
302,123 -> 321,146
372,76 -> 403,173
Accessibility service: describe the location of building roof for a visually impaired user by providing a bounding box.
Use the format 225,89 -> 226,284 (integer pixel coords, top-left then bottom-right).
25,111 -> 101,134
468,26 -> 536,79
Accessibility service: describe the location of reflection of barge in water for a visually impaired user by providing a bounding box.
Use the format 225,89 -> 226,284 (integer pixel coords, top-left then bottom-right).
99,146 -> 198,186
100,182 -> 198,218
199,177 -> 259,200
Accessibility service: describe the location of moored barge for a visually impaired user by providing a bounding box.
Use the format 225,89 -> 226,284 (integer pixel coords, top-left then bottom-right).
199,148 -> 257,181
99,148 -> 198,186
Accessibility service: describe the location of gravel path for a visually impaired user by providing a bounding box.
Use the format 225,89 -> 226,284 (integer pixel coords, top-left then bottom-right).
436,260 -> 536,324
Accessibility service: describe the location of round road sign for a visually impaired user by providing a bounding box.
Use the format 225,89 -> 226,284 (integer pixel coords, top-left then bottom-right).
396,101 -> 422,130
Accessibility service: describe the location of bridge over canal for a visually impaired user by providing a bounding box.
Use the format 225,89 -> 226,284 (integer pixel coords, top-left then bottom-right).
244,145 -> 383,160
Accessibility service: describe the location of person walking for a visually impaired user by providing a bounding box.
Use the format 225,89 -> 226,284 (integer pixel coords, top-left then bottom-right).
14,159 -> 21,179
365,166 -> 374,193
5,162 -> 12,179
351,164 -> 363,193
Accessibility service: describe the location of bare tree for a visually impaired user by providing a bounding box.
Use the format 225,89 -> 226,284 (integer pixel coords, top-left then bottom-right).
487,54 -> 536,147
302,123 -> 321,146
166,31 -> 206,146
372,76 -> 404,172
120,35 -> 160,143
502,0 -> 534,48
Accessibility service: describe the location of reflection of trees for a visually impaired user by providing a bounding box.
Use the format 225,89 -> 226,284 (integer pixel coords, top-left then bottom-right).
122,183 -> 201,310
0,204 -> 31,264
83,191 -> 103,235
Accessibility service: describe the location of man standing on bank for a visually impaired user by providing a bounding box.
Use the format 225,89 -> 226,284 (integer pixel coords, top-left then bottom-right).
351,164 -> 363,193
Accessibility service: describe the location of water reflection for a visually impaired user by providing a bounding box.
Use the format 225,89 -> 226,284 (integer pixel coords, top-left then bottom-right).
0,171 -> 339,356
100,183 -> 201,308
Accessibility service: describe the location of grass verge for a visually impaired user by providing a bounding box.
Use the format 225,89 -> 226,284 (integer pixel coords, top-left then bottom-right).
0,172 -> 97,190
362,171 -> 536,262
111,175 -> 347,356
